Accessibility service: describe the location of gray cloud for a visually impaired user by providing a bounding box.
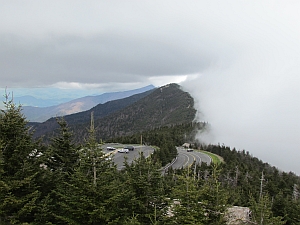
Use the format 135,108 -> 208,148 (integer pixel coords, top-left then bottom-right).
1,1 -> 300,174
1,0 -> 236,89
0,31 -> 213,87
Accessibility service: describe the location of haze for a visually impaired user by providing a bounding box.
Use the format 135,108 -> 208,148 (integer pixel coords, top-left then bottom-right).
1,1 -> 299,174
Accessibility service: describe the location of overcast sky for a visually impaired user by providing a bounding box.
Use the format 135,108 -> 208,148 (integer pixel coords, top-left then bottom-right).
1,1 -> 300,174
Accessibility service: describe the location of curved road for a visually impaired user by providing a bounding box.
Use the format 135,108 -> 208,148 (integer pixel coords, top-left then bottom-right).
103,144 -> 211,170
170,147 -> 211,170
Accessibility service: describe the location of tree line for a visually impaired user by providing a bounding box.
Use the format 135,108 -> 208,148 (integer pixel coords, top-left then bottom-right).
1,98 -> 299,224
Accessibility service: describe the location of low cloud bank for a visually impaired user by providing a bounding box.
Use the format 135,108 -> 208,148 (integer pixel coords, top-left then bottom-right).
182,2 -> 300,174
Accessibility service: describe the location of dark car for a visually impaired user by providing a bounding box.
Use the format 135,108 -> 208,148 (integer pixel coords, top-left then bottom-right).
124,146 -> 135,151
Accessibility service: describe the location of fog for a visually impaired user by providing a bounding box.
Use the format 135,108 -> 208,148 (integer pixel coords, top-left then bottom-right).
1,1 -> 299,174
181,2 -> 300,174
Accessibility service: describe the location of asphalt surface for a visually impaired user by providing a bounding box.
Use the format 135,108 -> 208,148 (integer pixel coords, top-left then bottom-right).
102,144 -> 211,171
102,143 -> 154,170
169,147 -> 211,170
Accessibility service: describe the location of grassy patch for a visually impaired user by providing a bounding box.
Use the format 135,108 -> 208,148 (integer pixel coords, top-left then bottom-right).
199,150 -> 224,164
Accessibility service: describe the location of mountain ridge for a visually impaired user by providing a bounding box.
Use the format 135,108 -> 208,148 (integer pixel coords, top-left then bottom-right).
31,83 -> 196,143
22,85 -> 155,122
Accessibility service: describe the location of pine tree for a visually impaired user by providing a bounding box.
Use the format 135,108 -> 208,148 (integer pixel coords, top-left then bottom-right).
165,164 -> 229,225
123,213 -> 141,225
0,140 -> 9,222
47,112 -> 123,224
44,117 -> 79,174
122,153 -> 167,224
165,171 -> 208,225
249,194 -> 285,225
0,95 -> 41,224
35,117 -> 80,224
201,164 -> 229,224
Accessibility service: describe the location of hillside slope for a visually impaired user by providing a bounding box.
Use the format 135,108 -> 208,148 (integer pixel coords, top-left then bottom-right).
72,83 -> 197,143
23,85 -> 155,122
31,83 -> 196,143
31,88 -> 155,139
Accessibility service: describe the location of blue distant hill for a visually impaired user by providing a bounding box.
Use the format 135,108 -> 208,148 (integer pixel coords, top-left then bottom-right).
19,85 -> 155,122
12,95 -> 72,107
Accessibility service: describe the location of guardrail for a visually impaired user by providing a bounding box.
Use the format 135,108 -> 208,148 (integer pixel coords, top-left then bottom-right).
160,156 -> 178,174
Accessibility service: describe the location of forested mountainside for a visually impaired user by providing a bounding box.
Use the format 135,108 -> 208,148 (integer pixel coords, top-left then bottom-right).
1,98 -> 300,224
203,144 -> 300,224
72,83 -> 196,142
30,88 -> 155,140
32,83 -> 197,143
109,127 -> 300,224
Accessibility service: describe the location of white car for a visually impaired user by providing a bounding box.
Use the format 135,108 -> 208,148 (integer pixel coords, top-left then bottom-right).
118,148 -> 129,153
106,147 -> 116,151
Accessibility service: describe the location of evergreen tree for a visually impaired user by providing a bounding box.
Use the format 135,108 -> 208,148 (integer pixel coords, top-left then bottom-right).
249,194 -> 285,225
200,164 -> 229,224
0,95 -> 41,224
47,113 -> 123,224
44,117 -> 79,174
0,140 -> 9,222
166,164 -> 228,225
124,214 -> 142,225
165,171 -> 208,225
35,117 -> 80,224
122,153 -> 167,224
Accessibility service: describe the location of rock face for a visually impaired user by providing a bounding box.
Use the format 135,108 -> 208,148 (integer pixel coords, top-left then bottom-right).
225,206 -> 251,225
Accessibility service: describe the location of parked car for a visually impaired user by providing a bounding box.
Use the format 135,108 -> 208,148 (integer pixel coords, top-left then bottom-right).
124,146 -> 135,151
118,148 -> 129,153
105,156 -> 112,161
187,148 -> 193,152
106,147 -> 116,151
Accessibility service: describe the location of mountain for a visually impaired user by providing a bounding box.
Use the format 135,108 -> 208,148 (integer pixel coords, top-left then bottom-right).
13,95 -> 72,107
31,88 -> 156,139
31,83 -> 196,143
22,85 -> 155,122
0,95 -> 71,109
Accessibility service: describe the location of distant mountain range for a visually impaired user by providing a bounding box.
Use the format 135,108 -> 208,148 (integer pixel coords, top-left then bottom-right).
12,96 -> 73,107
21,85 -> 155,122
30,83 -> 196,143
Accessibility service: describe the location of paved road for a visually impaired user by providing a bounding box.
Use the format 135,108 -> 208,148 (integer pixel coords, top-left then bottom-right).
169,147 -> 211,170
102,144 -> 211,171
102,143 -> 154,170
